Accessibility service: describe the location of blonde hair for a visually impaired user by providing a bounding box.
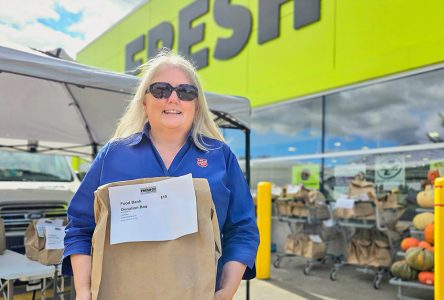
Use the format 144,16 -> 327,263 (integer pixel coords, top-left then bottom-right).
112,49 -> 225,150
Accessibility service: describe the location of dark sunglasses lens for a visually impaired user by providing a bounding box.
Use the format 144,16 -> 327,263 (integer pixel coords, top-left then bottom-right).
176,84 -> 198,101
150,83 -> 173,99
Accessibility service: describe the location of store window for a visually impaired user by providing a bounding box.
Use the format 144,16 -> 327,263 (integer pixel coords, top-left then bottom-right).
325,69 -> 444,152
323,147 -> 443,219
224,97 -> 323,160
245,67 -> 444,207
224,97 -> 323,186
250,158 -> 322,189
222,128 -> 246,160
250,97 -> 323,159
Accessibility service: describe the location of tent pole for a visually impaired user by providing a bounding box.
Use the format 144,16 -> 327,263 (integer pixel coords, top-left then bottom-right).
245,129 -> 251,187
245,128 -> 251,300
92,143 -> 98,159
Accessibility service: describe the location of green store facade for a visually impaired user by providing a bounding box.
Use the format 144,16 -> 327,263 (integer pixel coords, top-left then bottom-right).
77,0 -> 444,214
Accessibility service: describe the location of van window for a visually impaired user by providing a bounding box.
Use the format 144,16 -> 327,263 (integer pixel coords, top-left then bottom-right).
0,151 -> 73,182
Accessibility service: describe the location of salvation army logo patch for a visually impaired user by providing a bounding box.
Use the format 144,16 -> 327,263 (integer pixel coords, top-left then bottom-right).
197,158 -> 208,167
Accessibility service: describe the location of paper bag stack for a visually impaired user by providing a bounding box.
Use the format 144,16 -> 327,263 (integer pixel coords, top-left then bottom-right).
91,177 -> 222,300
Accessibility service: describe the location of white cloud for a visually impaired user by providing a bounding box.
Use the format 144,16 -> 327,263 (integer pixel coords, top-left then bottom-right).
0,22 -> 84,57
0,0 -> 146,58
0,1 -> 58,27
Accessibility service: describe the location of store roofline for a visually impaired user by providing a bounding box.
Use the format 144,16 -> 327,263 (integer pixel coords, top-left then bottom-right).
254,61 -> 444,111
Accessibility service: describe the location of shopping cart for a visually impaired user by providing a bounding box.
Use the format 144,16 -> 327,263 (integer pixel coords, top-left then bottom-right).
330,200 -> 404,289
273,190 -> 343,275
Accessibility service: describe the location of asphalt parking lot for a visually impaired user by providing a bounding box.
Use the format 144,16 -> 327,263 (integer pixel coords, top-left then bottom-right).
233,254 -> 434,300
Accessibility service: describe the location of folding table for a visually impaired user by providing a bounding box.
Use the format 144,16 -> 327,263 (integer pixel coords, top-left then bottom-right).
0,250 -> 55,299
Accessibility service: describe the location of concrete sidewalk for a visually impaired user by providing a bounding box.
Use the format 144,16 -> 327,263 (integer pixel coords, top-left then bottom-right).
234,279 -> 338,300
232,254 -> 434,300
234,279 -> 306,300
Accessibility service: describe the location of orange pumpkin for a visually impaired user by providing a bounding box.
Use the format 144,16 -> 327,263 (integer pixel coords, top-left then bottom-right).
401,237 -> 420,251
427,170 -> 440,185
424,223 -> 434,245
418,271 -> 434,285
417,241 -> 432,251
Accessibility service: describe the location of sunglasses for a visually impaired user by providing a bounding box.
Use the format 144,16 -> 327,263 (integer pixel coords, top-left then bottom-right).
146,82 -> 198,101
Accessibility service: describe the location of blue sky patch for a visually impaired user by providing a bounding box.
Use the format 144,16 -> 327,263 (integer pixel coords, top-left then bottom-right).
37,3 -> 85,39
0,20 -> 20,30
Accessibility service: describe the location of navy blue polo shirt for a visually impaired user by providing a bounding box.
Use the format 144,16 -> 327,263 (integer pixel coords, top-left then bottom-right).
63,124 -> 259,286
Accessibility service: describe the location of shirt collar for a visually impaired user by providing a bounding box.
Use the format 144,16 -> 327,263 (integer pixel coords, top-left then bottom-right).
129,122 -> 194,146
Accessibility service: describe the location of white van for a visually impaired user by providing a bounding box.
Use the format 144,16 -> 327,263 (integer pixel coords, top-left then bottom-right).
0,150 -> 80,252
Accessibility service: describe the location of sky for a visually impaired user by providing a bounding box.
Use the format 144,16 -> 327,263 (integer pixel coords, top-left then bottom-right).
0,0 -> 146,58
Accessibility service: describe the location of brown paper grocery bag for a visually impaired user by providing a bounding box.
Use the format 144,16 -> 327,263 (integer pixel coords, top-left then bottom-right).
0,218 -> 6,254
24,220 -> 42,261
25,219 -> 66,265
353,201 -> 375,217
292,234 -> 305,256
306,190 -> 326,205
348,179 -> 377,201
355,239 -> 373,265
91,177 -> 222,300
334,207 -> 354,219
291,206 -> 309,217
38,238 -> 65,265
284,234 -> 296,254
368,239 -> 391,267
377,192 -> 401,209
302,236 -> 326,260
346,229 -> 372,265
275,198 -> 291,216
334,199 -> 375,219
346,238 -> 359,265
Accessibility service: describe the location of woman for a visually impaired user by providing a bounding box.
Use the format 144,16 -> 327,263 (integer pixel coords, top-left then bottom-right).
63,49 -> 259,300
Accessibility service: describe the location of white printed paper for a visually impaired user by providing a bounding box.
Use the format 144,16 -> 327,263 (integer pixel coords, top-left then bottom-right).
359,193 -> 370,201
286,184 -> 301,194
309,234 -> 322,243
109,174 -> 198,245
335,196 -> 355,209
323,219 -> 335,228
36,219 -> 63,237
272,186 -> 283,197
45,226 -> 66,250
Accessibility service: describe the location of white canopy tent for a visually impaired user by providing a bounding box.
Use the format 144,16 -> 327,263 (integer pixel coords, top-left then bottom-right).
0,42 -> 251,158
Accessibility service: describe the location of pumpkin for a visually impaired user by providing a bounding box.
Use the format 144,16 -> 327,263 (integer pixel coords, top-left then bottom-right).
424,223 -> 434,245
417,241 -> 432,251
413,212 -> 434,230
405,247 -> 434,271
401,237 -> 420,251
390,260 -> 418,280
427,170 -> 440,185
418,271 -> 434,285
416,185 -> 434,208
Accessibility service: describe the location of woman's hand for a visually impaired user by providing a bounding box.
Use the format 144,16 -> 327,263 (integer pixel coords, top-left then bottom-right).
214,288 -> 235,300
